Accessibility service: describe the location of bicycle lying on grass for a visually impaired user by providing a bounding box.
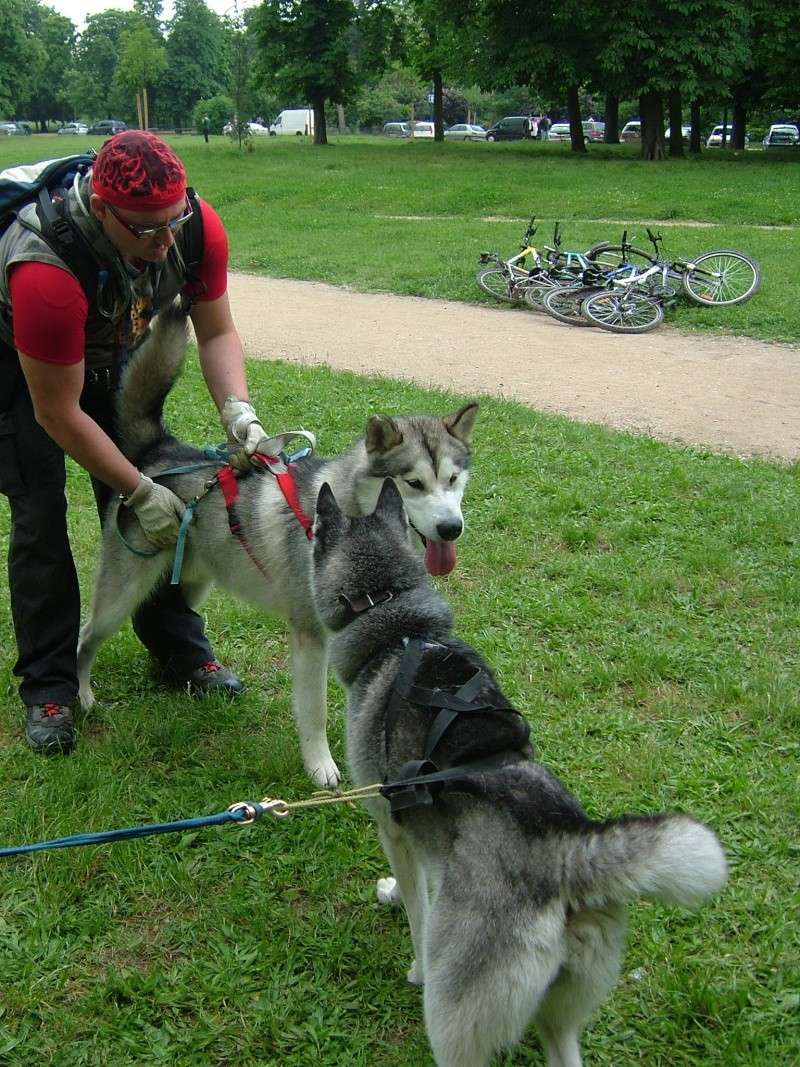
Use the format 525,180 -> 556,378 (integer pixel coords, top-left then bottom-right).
476,219 -> 595,306
542,228 -> 762,334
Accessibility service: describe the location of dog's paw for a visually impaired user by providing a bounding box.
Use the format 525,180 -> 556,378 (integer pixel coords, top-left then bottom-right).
406,961 -> 425,986
376,876 -> 401,906
78,685 -> 95,710
307,754 -> 341,789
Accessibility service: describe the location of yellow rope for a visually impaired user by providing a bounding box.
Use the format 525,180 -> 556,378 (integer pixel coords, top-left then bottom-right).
253,783 -> 385,821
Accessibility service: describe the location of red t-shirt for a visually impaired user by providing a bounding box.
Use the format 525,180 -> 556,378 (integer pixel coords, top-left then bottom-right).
8,199 -> 228,365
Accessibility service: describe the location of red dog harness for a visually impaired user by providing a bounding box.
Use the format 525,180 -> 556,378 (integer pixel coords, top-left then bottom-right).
217,451 -> 314,580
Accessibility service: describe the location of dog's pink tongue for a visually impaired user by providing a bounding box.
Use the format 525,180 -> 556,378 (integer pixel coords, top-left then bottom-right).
425,540 -> 457,576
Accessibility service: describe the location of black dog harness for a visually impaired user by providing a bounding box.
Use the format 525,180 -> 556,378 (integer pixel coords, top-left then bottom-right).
380,637 -> 528,815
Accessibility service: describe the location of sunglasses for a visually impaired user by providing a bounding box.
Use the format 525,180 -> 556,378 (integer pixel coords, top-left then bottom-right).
106,198 -> 193,240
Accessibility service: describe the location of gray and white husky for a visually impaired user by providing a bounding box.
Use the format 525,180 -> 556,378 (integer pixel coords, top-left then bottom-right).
77,305 -> 478,787
310,478 -> 728,1067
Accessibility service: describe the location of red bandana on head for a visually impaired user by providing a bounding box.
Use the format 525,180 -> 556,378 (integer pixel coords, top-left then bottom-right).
91,131 -> 187,212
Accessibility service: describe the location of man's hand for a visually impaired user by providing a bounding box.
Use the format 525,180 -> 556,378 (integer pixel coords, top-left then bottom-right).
221,396 -> 267,455
123,474 -> 185,547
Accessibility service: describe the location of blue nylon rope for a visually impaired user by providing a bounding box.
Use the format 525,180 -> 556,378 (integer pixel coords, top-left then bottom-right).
0,803 -> 263,859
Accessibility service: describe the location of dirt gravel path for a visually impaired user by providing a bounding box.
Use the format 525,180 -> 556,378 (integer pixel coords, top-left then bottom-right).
228,272 -> 800,463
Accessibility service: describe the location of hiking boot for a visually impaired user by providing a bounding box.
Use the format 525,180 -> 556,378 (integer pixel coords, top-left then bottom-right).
169,661 -> 246,697
25,703 -> 76,754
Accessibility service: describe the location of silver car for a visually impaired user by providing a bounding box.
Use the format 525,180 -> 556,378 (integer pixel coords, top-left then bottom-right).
444,123 -> 487,142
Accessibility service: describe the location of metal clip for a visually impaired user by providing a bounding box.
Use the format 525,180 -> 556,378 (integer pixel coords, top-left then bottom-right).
259,797 -> 290,819
227,801 -> 260,825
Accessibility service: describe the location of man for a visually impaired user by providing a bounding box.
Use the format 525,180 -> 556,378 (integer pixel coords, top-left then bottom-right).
0,131 -> 270,754
202,115 -> 210,143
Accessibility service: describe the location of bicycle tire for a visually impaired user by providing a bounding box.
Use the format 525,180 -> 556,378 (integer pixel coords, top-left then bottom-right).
542,285 -> 603,327
586,243 -> 656,271
582,290 -> 664,334
522,275 -> 560,311
681,250 -> 762,306
476,267 -> 519,303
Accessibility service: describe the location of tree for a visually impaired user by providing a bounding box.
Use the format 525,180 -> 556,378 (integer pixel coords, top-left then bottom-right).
22,7 -> 76,129
598,0 -> 750,159
253,0 -> 361,145
0,0 -> 46,118
116,19 -> 166,129
159,0 -> 229,130
75,9 -> 140,119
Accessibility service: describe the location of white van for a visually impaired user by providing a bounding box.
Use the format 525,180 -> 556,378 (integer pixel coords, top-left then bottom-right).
272,109 -> 314,136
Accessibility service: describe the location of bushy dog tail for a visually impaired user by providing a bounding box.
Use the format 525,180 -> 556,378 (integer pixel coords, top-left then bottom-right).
567,813 -> 727,909
116,302 -> 190,460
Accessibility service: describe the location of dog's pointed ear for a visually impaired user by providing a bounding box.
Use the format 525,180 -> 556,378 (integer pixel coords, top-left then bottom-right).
444,403 -> 478,447
375,478 -> 407,527
365,414 -> 404,454
314,483 -> 346,545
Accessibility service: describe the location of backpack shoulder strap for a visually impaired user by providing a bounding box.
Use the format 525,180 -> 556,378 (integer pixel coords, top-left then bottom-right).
181,186 -> 205,298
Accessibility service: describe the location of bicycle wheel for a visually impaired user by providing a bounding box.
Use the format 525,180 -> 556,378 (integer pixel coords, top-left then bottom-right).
522,275 -> 560,311
682,250 -> 762,306
582,290 -> 664,334
542,285 -> 603,327
476,267 -> 519,303
586,243 -> 656,271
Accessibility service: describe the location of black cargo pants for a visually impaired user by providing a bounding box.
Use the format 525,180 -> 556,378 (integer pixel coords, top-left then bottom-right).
0,345 -> 215,707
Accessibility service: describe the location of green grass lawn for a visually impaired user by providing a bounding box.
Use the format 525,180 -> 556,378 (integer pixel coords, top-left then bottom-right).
1,356 -> 798,1065
0,133 -> 798,342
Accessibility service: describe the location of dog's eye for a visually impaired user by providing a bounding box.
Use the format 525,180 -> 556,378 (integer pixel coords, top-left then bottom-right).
449,473 -> 459,486
405,479 -> 424,490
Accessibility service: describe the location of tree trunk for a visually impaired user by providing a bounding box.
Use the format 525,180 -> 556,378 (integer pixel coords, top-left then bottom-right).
336,103 -> 346,134
135,90 -> 143,130
433,69 -> 444,142
689,99 -> 702,154
639,91 -> 665,160
731,90 -> 747,150
567,85 -> 586,153
142,87 -> 149,131
603,93 -> 619,143
312,96 -> 327,145
721,105 -> 728,148
668,88 -> 684,158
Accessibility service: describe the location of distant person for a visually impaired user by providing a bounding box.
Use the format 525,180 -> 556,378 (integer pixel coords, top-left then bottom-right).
539,115 -> 551,141
202,115 -> 210,143
529,115 -> 539,139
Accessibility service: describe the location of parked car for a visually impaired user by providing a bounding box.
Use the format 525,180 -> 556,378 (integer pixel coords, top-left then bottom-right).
87,119 -> 127,136
0,121 -> 32,135
620,120 -> 641,143
763,123 -> 799,148
582,119 -> 605,141
444,123 -> 487,141
410,121 -> 434,138
58,122 -> 89,136
383,121 -> 410,138
664,124 -> 692,143
484,115 -> 529,141
223,120 -> 272,136
547,122 -> 572,142
706,124 -> 749,147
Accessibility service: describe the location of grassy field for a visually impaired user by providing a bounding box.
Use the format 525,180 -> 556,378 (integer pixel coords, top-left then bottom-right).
0,134 -> 798,1065
0,133 -> 798,342
1,356 -> 798,1065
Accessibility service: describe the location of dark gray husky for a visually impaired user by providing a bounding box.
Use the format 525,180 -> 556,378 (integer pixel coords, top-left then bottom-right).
77,305 -> 477,786
310,478 -> 727,1067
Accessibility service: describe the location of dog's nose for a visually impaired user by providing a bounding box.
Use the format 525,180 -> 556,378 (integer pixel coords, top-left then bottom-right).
436,520 -> 463,542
